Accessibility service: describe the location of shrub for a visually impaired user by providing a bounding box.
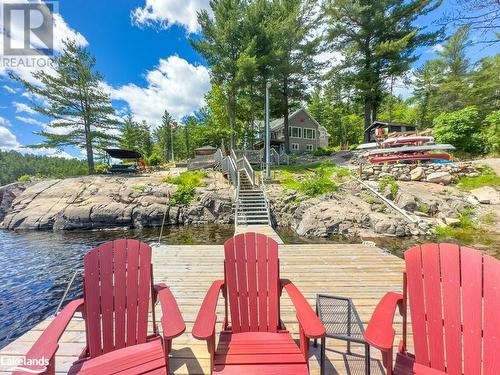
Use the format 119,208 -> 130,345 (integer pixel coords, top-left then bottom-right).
94,163 -> 109,174
169,184 -> 196,206
379,176 -> 398,199
433,106 -> 484,154
16,174 -> 32,182
147,152 -> 162,166
417,203 -> 430,214
163,171 -> 207,187
313,147 -> 332,157
281,162 -> 341,197
481,110 -> 499,156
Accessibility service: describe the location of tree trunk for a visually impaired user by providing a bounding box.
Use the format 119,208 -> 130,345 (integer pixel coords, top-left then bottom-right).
229,91 -> 236,150
84,122 -> 95,174
363,97 -> 372,143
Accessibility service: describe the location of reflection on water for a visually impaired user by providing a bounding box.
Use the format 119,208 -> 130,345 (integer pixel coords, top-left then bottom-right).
0,225 -> 234,349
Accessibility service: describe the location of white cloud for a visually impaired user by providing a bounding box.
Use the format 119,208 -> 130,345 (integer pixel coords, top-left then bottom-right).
110,55 -> 210,126
391,71 -> 415,100
131,0 -> 210,33
0,126 -> 20,149
14,101 -> 36,114
432,44 -> 444,53
0,116 -> 11,127
15,116 -> 44,126
3,85 -> 17,94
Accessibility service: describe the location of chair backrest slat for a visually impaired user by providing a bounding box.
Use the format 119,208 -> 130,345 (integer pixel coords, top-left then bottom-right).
483,254 -> 500,375
405,243 -> 499,375
461,247 -> 482,375
405,246 -> 429,366
83,239 -> 152,358
421,244 -> 445,371
225,233 -> 279,333
439,244 -> 462,375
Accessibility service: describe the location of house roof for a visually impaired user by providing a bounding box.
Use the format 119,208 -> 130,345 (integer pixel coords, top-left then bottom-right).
256,108 -> 330,136
194,145 -> 217,150
365,121 -> 416,132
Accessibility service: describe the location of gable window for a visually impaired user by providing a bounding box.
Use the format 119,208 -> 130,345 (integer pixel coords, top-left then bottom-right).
304,129 -> 315,139
288,127 -> 302,138
306,144 -> 313,151
291,143 -> 299,151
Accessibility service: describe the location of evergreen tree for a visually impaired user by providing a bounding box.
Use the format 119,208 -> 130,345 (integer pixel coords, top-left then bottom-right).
412,59 -> 443,128
267,0 -> 321,153
192,0 -> 246,149
324,0 -> 442,141
155,110 -> 174,161
10,40 -> 118,173
120,114 -> 139,150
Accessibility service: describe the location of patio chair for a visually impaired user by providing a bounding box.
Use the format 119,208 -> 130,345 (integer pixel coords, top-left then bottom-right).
13,239 -> 185,375
364,243 -> 499,375
192,232 -> 325,374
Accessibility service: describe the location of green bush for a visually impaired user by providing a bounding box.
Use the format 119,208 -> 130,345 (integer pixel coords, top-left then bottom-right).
482,110 -> 499,156
282,162 -> 342,197
16,174 -> 32,182
313,147 -> 332,157
379,176 -> 398,199
147,152 -> 162,166
94,163 -> 109,174
433,106 -> 484,154
169,184 -> 196,206
163,171 -> 207,187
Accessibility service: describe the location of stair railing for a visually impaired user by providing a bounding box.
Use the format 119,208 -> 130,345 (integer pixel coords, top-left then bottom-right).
259,171 -> 272,225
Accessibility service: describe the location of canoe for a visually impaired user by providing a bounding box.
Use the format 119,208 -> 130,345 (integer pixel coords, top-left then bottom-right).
369,153 -> 451,164
382,136 -> 434,146
368,144 -> 455,156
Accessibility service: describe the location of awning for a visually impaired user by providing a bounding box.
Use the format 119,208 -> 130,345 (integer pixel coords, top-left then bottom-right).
104,148 -> 142,159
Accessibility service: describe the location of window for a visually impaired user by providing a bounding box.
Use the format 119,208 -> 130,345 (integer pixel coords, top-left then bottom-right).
306,144 -> 313,151
304,128 -> 315,139
288,127 -> 302,138
291,143 -> 299,151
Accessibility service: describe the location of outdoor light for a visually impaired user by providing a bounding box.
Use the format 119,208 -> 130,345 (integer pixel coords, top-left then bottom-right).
265,80 -> 271,179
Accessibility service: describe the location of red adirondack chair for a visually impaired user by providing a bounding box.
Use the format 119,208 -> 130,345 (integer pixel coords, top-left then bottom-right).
13,239 -> 185,375
192,232 -> 325,375
364,243 -> 500,375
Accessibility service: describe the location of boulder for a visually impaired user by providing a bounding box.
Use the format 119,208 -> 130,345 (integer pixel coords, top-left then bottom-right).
426,172 -> 453,185
410,167 -> 425,181
470,186 -> 500,204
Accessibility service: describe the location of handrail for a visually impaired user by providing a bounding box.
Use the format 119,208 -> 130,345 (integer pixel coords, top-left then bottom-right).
242,155 -> 255,187
260,171 -> 272,225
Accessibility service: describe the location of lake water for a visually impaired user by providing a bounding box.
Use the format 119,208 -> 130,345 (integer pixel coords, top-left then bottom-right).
1,226 -> 498,350
0,225 -> 234,349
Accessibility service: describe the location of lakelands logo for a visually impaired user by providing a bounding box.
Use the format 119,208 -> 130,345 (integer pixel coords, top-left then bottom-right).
0,355 -> 49,373
1,1 -> 57,68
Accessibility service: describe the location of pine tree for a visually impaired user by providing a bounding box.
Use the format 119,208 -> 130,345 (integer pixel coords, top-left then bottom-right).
120,114 -> 139,150
324,0 -> 442,141
10,40 -> 118,173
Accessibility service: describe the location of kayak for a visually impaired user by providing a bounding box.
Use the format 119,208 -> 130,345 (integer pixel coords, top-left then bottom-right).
382,136 -> 434,146
369,153 -> 451,164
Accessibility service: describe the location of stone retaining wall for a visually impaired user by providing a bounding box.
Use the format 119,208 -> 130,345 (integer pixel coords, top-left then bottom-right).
360,162 -> 479,185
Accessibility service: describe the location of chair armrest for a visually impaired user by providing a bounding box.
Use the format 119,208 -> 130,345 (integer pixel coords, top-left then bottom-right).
363,292 -> 404,352
12,298 -> 84,375
280,279 -> 325,339
154,283 -> 186,340
192,280 -> 224,340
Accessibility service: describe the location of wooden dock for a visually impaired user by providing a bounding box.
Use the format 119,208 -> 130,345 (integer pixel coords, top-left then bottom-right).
0,243 -> 406,375
234,224 -> 284,244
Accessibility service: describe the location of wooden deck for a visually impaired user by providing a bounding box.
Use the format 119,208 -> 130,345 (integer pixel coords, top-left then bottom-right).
234,224 -> 284,244
0,243 -> 407,375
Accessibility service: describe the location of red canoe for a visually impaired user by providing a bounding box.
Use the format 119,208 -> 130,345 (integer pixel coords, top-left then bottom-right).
369,153 -> 450,164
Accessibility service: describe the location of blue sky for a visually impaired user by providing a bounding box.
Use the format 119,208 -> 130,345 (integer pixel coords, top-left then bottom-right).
0,0 -> 498,158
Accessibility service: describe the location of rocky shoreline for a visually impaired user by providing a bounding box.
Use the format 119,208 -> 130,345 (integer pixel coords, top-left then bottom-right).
0,171 -> 233,231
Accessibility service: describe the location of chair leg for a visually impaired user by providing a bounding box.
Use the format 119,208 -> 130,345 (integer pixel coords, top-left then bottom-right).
320,336 -> 325,375
364,344 -> 370,375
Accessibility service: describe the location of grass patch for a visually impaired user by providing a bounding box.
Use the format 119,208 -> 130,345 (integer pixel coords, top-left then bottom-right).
434,208 -> 494,245
132,185 -> 146,192
169,185 -> 196,206
417,203 -> 430,214
379,176 -> 399,199
480,211 -> 497,225
279,162 -> 350,198
163,171 -> 207,187
457,166 -> 500,191
16,174 -> 31,182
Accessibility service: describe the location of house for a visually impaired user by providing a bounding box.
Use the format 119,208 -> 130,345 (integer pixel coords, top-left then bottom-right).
365,121 -> 416,142
254,108 -> 330,153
